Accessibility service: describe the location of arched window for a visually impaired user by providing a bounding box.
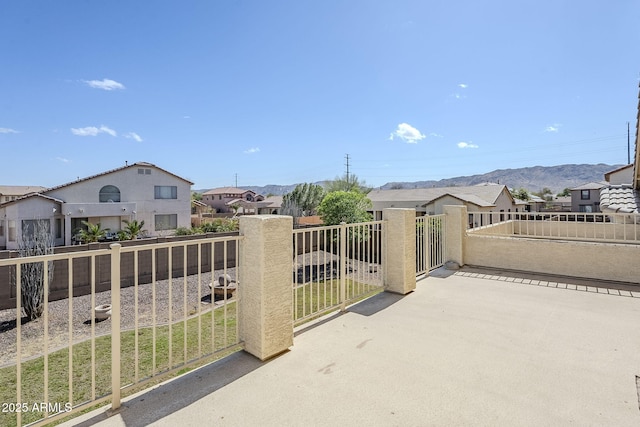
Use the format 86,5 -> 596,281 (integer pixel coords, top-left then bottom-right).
99,185 -> 121,202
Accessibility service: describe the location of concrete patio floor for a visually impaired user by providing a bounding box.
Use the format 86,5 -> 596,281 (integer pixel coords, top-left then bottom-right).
60,268 -> 640,427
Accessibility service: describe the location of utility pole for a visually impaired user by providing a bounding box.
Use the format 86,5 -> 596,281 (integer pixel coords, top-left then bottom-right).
235,173 -> 238,188
345,154 -> 350,184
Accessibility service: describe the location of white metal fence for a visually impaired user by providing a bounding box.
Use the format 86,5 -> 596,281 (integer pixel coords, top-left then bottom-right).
416,215 -> 446,276
467,211 -> 640,243
292,221 -> 384,326
0,235 -> 242,427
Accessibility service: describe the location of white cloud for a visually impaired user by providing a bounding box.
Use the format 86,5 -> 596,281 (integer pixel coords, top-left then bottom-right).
429,132 -> 443,138
183,115 -> 191,119
125,132 -> 143,142
544,124 -> 561,132
389,123 -> 426,144
99,125 -> 117,137
457,142 -> 479,149
0,127 -> 19,134
83,78 -> 125,91
56,157 -> 70,163
71,125 -> 117,137
244,147 -> 260,154
458,83 -> 468,88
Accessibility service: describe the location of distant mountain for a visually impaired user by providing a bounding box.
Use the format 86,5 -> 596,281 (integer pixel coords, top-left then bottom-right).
378,164 -> 623,194
194,164 -> 624,196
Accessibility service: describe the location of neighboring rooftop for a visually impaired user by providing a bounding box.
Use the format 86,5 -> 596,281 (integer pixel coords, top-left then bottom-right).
599,185 -> 640,214
368,184 -> 508,206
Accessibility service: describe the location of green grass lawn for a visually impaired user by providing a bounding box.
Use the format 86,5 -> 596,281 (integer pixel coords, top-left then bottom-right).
293,278 -> 382,324
0,302 -> 237,427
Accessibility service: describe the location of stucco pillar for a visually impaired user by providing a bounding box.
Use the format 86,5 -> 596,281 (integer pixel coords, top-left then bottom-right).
239,215 -> 293,361
383,208 -> 416,294
444,205 -> 467,267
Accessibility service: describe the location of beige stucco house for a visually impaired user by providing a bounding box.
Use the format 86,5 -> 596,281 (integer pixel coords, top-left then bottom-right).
368,184 -> 519,220
0,162 -> 193,250
201,187 -> 265,214
0,185 -> 47,204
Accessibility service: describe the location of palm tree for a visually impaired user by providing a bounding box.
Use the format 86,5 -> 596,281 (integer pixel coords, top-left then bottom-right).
78,221 -> 108,243
121,219 -> 146,240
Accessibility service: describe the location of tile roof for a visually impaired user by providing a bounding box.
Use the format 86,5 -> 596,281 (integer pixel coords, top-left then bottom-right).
0,193 -> 64,207
368,184 -> 509,206
203,187 -> 258,195
571,181 -> 607,190
44,162 -> 193,193
599,185 -> 640,214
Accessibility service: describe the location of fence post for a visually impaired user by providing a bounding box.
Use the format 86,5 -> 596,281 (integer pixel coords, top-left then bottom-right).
383,208 -> 416,294
444,205 -> 466,267
110,243 -> 122,411
423,215 -> 430,276
339,222 -> 347,311
239,215 -> 293,361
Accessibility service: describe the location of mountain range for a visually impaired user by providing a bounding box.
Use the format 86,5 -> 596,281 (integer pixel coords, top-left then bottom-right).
195,163 -> 624,196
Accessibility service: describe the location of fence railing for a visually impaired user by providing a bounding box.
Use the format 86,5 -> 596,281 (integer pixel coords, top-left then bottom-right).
0,235 -> 242,427
416,215 -> 446,276
292,221 -> 384,326
467,211 -> 640,243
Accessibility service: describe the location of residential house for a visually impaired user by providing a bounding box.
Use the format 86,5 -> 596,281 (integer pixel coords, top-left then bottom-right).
604,164 -> 633,185
0,162 -> 193,250
256,195 -> 283,215
368,184 -> 519,221
0,185 -> 47,203
201,187 -> 265,214
571,182 -> 606,212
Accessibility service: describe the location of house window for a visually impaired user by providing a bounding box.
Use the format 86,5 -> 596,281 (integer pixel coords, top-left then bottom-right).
99,185 -> 121,202
581,190 -> 590,200
155,214 -> 177,231
22,220 -> 50,240
8,220 -> 16,241
154,186 -> 177,199
246,194 -> 254,201
138,168 -> 152,175
0,223 -> 3,236
579,205 -> 593,213
55,218 -> 62,239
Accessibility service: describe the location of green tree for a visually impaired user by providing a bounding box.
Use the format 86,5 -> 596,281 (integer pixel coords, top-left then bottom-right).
324,174 -> 371,194
78,221 -> 108,243
282,183 -> 325,217
318,191 -> 372,225
533,187 -> 554,202
191,191 -> 202,201
511,188 -> 530,201
121,219 -> 146,240
557,188 -> 571,197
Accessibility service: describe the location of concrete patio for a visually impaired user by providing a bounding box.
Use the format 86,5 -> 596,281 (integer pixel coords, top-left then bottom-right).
60,268 -> 640,427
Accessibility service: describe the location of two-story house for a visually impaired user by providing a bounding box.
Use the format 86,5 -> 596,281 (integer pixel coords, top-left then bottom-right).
570,182 -> 606,212
0,162 -> 192,250
201,187 -> 265,214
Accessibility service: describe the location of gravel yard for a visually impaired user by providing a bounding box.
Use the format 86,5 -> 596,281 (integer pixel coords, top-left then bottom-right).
0,269 -> 237,367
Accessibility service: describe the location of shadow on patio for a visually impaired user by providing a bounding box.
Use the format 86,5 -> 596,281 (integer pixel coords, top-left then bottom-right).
60,268 -> 640,427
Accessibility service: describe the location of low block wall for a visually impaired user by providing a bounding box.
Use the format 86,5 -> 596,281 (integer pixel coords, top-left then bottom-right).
465,234 -> 640,284
513,220 -> 640,241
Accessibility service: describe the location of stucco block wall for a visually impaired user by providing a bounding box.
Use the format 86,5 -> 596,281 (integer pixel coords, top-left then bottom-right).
383,209 -> 416,294
239,215 -> 293,360
465,234 -> 640,283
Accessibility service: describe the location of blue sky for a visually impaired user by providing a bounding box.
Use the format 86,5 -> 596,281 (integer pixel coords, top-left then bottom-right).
1,1 -> 639,190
